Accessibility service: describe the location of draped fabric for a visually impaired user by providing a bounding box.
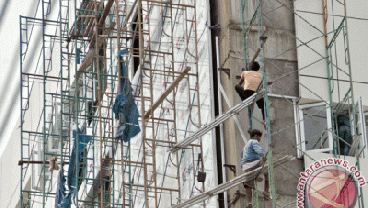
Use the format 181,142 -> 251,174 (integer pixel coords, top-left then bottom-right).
112,49 -> 140,142
55,128 -> 92,207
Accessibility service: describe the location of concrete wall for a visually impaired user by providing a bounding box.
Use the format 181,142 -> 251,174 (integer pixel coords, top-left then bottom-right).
215,0 -> 303,207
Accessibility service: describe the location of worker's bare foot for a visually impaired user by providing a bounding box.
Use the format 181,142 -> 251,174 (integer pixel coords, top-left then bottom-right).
255,175 -> 264,182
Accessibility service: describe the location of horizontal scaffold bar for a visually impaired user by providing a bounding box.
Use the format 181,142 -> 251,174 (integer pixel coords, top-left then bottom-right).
169,93 -> 257,152
170,155 -> 294,208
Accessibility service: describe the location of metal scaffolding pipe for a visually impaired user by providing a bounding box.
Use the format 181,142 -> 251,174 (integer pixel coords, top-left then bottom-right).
169,93 -> 256,152
170,155 -> 294,208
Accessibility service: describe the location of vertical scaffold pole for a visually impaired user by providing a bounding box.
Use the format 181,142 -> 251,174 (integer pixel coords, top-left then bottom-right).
257,0 -> 276,207
323,0 -> 363,207
41,1 -> 47,207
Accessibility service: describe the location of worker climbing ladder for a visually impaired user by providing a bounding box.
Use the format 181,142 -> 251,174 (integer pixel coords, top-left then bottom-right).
19,0 -> 307,207
240,1 -> 277,207
170,2 -> 278,206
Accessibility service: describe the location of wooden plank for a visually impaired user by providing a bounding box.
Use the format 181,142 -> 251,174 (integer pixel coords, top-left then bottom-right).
76,22 -> 116,80
18,160 -> 71,165
89,0 -> 115,49
144,67 -> 191,119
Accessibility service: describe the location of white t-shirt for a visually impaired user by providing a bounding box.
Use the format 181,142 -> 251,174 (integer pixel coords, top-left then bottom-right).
242,159 -> 262,172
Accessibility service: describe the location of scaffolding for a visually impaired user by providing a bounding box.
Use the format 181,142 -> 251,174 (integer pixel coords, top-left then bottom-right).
240,1 -> 277,207
172,0 -> 367,207
322,0 -> 364,206
170,155 -> 294,208
237,0 -> 365,207
20,0 -> 214,207
18,0 -> 368,207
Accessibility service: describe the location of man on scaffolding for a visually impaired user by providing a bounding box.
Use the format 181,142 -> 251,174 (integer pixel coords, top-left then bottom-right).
235,61 -> 265,121
241,129 -> 269,208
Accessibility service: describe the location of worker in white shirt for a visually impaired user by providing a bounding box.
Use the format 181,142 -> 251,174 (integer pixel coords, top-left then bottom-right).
241,129 -> 269,208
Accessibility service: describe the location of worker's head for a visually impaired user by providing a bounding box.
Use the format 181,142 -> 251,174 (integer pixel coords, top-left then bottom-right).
249,129 -> 262,141
250,61 -> 260,71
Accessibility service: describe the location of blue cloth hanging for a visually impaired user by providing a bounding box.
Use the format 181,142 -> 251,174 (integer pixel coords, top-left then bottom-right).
112,50 -> 140,142
67,128 -> 92,201
55,163 -> 72,208
55,128 -> 92,207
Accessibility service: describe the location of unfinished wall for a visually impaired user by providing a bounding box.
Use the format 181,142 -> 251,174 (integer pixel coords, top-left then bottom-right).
215,0 -> 303,207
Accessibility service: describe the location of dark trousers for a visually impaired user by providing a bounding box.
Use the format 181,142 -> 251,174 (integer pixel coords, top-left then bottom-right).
235,84 -> 265,119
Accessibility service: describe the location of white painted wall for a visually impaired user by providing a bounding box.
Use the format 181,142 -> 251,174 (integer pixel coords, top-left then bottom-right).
0,118 -> 21,208
1,0 -> 217,207
294,0 -> 368,106
0,1 -> 46,207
